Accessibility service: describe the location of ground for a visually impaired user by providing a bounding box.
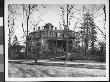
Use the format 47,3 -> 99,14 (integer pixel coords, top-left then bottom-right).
8,59 -> 106,77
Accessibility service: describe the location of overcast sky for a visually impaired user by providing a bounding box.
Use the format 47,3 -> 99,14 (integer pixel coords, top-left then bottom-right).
8,4 -> 106,45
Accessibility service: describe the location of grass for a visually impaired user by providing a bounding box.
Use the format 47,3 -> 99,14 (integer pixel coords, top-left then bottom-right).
8,62 -> 106,77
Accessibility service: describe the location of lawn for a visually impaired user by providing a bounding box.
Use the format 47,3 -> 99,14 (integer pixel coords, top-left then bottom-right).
8,60 -> 106,78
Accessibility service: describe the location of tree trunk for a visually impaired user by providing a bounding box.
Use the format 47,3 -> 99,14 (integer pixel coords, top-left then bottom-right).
9,29 -> 11,58
26,4 -> 30,60
25,16 -> 29,60
91,30 -> 94,55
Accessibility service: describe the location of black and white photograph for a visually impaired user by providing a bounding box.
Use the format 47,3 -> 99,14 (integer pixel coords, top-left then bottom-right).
5,0 -> 109,81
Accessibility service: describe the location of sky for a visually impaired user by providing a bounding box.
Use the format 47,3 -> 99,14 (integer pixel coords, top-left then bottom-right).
8,4 -> 106,45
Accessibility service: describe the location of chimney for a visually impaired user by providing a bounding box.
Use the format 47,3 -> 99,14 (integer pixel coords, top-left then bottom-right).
42,26 -> 44,30
55,27 -> 57,30
38,26 -> 40,30
33,28 -> 35,31
36,28 -> 37,31
64,25 -> 69,30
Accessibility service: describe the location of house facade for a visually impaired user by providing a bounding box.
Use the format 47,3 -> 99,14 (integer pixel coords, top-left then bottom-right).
27,23 -> 76,58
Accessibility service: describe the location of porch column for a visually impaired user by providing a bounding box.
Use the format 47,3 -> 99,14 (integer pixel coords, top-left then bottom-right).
55,40 -> 57,52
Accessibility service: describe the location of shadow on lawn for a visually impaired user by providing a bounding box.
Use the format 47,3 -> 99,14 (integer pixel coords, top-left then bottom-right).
8,60 -> 106,70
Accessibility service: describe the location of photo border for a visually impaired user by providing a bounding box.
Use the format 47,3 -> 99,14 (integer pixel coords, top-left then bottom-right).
5,0 -> 109,81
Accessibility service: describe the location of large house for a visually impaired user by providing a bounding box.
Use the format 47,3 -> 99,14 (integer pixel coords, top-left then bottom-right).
27,23 -> 76,55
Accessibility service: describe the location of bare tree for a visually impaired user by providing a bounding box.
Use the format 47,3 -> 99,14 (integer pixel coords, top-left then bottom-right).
8,4 -> 20,46
21,4 -> 47,61
8,4 -> 21,57
21,4 -> 38,60
59,4 -> 75,29
59,4 -> 78,63
92,4 -> 106,39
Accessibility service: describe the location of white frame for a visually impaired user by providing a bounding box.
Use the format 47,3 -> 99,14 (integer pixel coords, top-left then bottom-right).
5,0 -> 109,81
